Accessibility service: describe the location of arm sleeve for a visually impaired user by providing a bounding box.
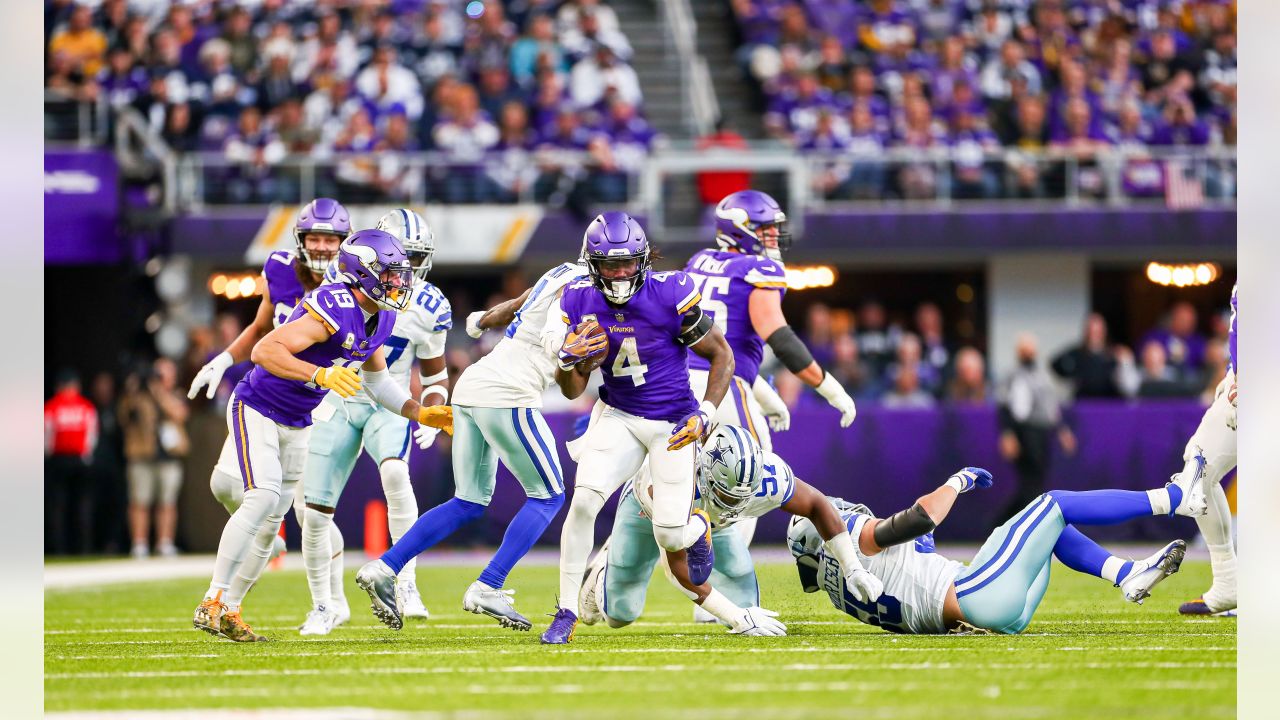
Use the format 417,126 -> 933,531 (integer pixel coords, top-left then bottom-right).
363,368 -> 411,415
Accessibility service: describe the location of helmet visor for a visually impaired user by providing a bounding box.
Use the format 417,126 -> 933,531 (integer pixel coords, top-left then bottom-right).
377,266 -> 414,310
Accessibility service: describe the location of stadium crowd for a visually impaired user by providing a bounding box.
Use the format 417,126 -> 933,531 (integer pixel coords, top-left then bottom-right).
730,0 -> 1236,200
45,0 -> 657,205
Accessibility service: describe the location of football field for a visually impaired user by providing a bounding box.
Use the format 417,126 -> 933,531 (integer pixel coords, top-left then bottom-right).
45,556 -> 1236,719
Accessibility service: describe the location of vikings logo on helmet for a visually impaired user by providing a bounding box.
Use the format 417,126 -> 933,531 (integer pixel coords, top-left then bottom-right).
336,229 -> 414,311
714,190 -> 792,260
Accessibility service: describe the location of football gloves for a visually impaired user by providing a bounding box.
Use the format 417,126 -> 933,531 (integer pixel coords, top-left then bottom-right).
413,426 -> 440,450
558,320 -> 609,370
945,467 -> 994,494
465,311 -> 487,339
418,405 -> 454,436
728,606 -> 787,637
668,404 -> 712,451
815,373 -> 857,428
752,376 -> 791,432
188,351 -> 234,400
313,366 -> 362,398
845,568 -> 885,604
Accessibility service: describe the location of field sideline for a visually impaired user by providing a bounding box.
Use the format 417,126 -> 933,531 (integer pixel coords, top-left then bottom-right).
45,554 -> 1236,719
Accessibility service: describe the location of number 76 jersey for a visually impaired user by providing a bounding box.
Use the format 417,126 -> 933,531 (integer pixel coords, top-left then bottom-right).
684,249 -> 787,383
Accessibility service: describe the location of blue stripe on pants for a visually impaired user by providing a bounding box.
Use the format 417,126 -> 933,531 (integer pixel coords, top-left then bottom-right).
511,408 -> 555,496
526,409 -> 564,494
955,494 -> 1051,592
956,495 -> 1057,597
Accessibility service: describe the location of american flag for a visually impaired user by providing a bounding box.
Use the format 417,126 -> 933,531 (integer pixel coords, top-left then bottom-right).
1165,158 -> 1205,210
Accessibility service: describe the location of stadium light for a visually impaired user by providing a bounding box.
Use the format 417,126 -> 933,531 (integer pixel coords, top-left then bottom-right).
209,272 -> 265,300
785,265 -> 837,290
1145,262 -> 1220,288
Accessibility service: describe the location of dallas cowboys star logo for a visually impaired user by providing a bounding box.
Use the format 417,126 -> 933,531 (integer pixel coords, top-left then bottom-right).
705,436 -> 732,471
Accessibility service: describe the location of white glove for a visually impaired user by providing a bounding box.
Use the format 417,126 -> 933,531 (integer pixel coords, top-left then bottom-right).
845,568 -> 884,604
814,372 -> 857,428
187,351 -> 234,400
728,606 -> 787,637
413,425 -> 440,450
752,376 -> 790,432
465,311 -> 487,339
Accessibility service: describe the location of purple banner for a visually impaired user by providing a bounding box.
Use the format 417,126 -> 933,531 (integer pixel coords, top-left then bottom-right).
45,150 -> 122,265
315,400 -> 1214,550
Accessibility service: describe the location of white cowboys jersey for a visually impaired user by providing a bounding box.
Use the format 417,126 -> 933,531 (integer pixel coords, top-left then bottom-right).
626,450 -> 796,530
796,500 -> 965,635
349,281 -> 451,405
452,261 -> 587,409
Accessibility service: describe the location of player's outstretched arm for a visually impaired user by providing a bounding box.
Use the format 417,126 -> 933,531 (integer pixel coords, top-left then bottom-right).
783,479 -> 883,603
661,549 -> 787,637
749,288 -> 856,427
188,286 -> 276,399
856,468 -> 993,556
362,349 -> 454,435
465,287 -> 532,338
251,313 -> 337,382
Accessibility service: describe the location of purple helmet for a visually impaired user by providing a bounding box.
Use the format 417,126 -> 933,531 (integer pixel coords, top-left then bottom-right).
581,211 -> 650,304
295,198 -> 352,274
335,229 -> 414,311
714,190 -> 791,260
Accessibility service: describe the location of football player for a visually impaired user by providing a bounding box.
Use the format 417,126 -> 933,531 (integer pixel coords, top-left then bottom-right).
193,229 -> 453,642
787,467 -> 1208,635
356,255 -> 586,632
542,211 -> 738,644
188,198 -> 352,618
1179,283 -> 1237,616
578,425 -> 883,635
297,209 -> 452,635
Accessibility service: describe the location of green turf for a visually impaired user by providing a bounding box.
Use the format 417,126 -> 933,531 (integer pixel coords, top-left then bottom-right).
45,559 -> 1235,718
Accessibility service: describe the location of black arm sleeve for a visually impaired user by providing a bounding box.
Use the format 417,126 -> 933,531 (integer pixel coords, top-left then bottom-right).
765,325 -> 817,373
872,503 -> 937,548
677,306 -> 714,347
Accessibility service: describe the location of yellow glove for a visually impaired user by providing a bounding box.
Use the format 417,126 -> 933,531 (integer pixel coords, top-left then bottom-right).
418,404 -> 454,436
312,366 -> 361,398
667,404 -> 713,451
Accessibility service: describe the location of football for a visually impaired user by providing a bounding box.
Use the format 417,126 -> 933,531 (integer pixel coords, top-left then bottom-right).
576,319 -> 608,371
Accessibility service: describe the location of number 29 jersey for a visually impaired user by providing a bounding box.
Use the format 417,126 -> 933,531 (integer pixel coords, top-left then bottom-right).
684,249 -> 787,383
559,271 -> 701,424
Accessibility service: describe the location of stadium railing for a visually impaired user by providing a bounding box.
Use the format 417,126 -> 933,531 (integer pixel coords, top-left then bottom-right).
44,93 -> 109,148
661,0 -> 719,138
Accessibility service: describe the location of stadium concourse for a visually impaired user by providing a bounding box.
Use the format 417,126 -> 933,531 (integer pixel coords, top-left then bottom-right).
43,1 -> 1237,718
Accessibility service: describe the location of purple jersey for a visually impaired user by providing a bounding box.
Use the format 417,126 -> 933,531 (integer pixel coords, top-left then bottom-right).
263,250 -> 309,328
560,272 -> 702,423
684,250 -> 788,383
233,283 -> 397,428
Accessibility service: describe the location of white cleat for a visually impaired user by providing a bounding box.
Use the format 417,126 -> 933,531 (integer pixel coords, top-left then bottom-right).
463,582 -> 531,631
399,580 -> 430,620
299,605 -> 339,636
1120,540 -> 1187,604
578,542 -> 610,627
330,596 -> 351,626
1169,450 -> 1208,517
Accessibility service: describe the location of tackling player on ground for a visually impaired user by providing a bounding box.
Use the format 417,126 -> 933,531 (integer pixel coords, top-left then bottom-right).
356,255 -> 586,632
542,211 -> 735,644
578,425 -> 883,635
192,230 -> 453,642
787,465 -> 1207,635
188,198 -> 353,618
297,209 -> 452,635
1179,282 -> 1237,616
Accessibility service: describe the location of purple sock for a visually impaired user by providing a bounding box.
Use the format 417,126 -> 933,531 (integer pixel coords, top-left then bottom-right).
381,498 -> 486,574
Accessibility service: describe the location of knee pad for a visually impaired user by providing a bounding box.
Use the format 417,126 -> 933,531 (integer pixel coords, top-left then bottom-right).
303,507 -> 333,538
229,487 -> 279,535
210,469 -> 243,514
568,487 -> 607,519
606,615 -> 634,629
380,459 -> 412,494
652,524 -> 689,553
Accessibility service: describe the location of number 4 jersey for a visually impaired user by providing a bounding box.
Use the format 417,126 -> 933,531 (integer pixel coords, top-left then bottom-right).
684,249 -> 787,383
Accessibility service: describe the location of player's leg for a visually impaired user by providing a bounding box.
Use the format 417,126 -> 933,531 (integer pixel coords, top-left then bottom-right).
1180,387 -> 1238,614
545,408 -> 647,643
211,438 -> 285,562
1050,524 -> 1186,604
954,494 -> 1067,634
698,528 -> 759,623
580,492 -> 662,628
358,405 -> 492,630
298,401 -> 363,634
642,419 -> 712,571
362,409 -> 428,618
463,407 -> 566,630
196,400 -> 285,639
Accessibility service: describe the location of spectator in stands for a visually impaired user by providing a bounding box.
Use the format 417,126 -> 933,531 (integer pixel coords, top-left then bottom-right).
224,106 -> 286,203
96,46 -> 149,110
1139,29 -> 1199,109
569,44 -> 642,109
1200,31 -> 1237,112
889,333 -> 944,399
949,108 -> 1002,199
915,302 -> 950,384
1051,312 -> 1125,398
814,35 -> 853,94
855,300 -> 898,377
996,334 -> 1077,523
560,5 -> 632,63
463,1 -> 518,72
1151,95 -> 1210,147
274,97 -> 320,155
766,72 -> 838,139
829,334 -> 880,401
432,83 -> 500,203
510,13 -> 565,89
374,112 -> 424,201
558,0 -> 622,41
1136,340 -> 1190,398
488,100 -> 539,202
931,37 -> 977,110
967,0 -> 1016,57
857,0 -> 919,60
161,102 -> 199,154
799,110 -> 851,199
256,38 -> 302,113
477,63 -> 525,121
46,49 -> 96,104
1048,60 -> 1102,140
410,9 -> 463,88
356,44 -> 425,122
844,102 -> 889,198
844,64 -> 892,135
119,359 -> 189,559
1096,37 -> 1143,120
895,95 -> 947,199
1003,94 -> 1049,197
979,39 -> 1042,102
45,369 -> 98,556
883,363 -> 937,410
916,0 -> 964,48
222,6 -> 258,78
1049,98 -> 1112,198
946,346 -> 990,405
294,10 -> 359,86
48,3 -> 108,77
1141,300 -> 1207,379
94,0 -> 129,50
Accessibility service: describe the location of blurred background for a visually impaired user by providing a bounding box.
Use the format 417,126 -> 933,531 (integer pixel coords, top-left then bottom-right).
44,0 -> 1235,557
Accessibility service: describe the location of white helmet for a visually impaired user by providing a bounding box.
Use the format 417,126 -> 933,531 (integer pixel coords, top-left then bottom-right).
376,208 -> 435,280
697,425 -> 765,519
